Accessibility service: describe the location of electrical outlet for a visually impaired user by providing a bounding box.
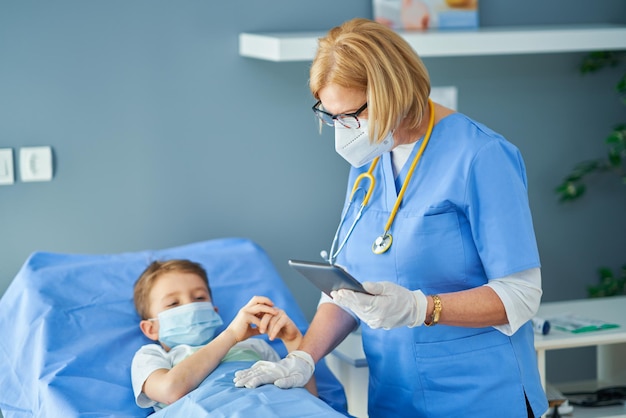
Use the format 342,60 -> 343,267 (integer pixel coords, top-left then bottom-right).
430,86 -> 458,110
20,146 -> 53,182
0,148 -> 15,185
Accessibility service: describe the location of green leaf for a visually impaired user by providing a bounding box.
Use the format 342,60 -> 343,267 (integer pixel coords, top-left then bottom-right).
606,132 -> 621,144
599,267 -> 613,280
580,51 -> 623,74
565,173 -> 582,182
562,183 -> 586,199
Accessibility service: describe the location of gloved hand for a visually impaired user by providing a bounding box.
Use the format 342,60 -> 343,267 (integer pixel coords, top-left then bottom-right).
332,281 -> 427,329
233,350 -> 315,389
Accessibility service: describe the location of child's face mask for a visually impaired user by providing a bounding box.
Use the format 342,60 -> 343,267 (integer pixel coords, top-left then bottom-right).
151,301 -> 223,348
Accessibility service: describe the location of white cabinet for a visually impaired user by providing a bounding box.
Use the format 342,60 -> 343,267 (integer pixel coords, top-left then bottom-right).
239,24 -> 626,61
325,330 -> 369,418
327,296 -> 626,418
535,296 -> 626,418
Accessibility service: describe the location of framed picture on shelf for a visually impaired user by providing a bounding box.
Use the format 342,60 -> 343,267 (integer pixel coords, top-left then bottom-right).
373,0 -> 479,30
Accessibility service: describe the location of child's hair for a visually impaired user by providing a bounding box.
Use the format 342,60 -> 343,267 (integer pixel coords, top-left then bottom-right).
133,259 -> 212,320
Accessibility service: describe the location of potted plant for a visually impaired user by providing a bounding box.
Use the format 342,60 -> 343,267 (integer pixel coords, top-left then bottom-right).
554,51 -> 626,297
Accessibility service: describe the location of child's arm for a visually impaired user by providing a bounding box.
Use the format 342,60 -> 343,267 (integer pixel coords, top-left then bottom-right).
142,296 -> 279,405
260,308 -> 319,397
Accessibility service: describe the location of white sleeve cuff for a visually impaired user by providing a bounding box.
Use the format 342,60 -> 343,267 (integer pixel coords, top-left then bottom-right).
485,267 -> 542,336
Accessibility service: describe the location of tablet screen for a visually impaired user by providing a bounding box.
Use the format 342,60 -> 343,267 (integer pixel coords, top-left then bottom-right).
288,259 -> 371,297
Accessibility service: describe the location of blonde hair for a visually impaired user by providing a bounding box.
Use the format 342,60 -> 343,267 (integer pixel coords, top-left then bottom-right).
133,259 -> 212,319
310,18 -> 431,142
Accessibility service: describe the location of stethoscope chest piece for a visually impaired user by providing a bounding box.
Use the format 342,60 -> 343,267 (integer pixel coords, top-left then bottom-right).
372,232 -> 392,254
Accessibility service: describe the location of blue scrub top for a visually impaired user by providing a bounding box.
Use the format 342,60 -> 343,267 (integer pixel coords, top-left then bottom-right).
334,113 -> 548,417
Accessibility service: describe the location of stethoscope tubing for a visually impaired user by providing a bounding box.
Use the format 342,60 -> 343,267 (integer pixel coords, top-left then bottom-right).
324,99 -> 435,264
327,190 -> 366,265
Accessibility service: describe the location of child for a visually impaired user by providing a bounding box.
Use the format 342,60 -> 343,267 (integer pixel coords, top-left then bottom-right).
131,259 -> 317,411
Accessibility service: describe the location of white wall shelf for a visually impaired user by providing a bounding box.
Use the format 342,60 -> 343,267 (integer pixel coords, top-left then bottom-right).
239,24 -> 626,62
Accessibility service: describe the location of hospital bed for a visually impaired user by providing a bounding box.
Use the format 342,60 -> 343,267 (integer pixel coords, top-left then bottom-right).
0,238 -> 348,417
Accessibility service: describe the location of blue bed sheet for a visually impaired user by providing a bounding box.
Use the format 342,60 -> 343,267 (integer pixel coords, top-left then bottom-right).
0,238 -> 348,418
154,362 -> 343,418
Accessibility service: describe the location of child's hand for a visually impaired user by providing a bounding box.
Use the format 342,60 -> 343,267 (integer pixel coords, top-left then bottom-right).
258,307 -> 303,350
226,296 -> 278,343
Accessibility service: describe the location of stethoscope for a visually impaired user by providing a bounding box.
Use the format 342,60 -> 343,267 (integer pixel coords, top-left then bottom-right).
321,99 -> 435,265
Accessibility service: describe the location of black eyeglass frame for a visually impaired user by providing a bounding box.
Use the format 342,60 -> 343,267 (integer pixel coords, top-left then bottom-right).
312,101 -> 368,128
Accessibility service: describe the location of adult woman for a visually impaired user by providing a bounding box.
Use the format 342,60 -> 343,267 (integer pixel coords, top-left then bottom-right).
235,18 -> 548,418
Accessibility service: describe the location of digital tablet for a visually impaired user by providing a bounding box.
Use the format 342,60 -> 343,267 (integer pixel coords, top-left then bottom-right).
288,259 -> 372,297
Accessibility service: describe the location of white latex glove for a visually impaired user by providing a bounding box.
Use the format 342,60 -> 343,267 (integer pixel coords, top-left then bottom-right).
331,281 -> 427,329
233,350 -> 314,389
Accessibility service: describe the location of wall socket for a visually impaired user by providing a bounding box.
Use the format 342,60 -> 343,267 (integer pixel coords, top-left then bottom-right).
0,148 -> 15,185
20,146 -> 53,182
430,86 -> 458,110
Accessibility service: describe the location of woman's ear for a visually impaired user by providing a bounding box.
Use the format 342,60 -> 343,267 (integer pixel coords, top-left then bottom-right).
139,320 -> 159,341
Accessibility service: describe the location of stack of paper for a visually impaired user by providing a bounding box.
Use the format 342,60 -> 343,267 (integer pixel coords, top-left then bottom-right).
548,314 -> 620,334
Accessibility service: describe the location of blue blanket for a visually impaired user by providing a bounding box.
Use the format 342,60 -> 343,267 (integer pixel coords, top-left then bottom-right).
155,362 -> 345,417
0,238 -> 348,417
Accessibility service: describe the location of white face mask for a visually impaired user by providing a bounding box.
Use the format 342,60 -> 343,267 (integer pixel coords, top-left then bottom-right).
334,120 -> 394,167
152,301 -> 223,348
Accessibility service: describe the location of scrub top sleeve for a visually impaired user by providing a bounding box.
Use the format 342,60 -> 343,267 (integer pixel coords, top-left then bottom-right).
465,140 -> 541,279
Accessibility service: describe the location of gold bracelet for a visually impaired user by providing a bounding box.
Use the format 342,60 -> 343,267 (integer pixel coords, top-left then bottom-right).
424,295 -> 442,327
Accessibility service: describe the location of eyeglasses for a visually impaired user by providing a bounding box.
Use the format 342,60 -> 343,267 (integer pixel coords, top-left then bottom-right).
312,101 -> 368,129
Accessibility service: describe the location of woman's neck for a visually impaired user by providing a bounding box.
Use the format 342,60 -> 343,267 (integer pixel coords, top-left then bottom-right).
393,101 -> 455,147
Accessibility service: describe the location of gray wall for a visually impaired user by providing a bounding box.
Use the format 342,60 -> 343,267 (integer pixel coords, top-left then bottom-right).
1,0 -> 625,386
